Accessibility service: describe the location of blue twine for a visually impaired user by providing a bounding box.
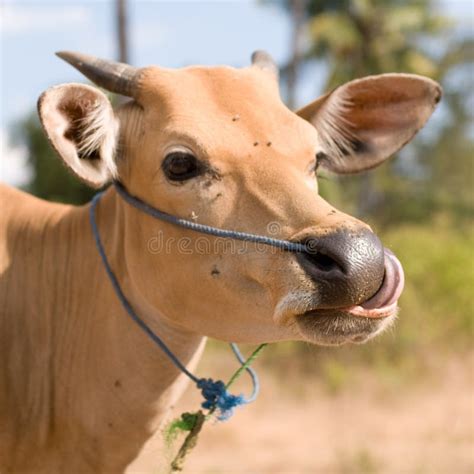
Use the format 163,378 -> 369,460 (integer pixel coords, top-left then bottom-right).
90,191 -> 259,420
230,343 -> 260,403
197,379 -> 246,421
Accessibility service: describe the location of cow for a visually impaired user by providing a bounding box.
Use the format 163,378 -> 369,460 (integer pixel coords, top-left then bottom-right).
0,50 -> 441,473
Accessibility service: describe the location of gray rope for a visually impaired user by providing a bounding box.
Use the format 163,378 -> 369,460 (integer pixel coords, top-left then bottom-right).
90,190 -> 268,419
90,193 -> 200,383
114,181 -> 308,253
229,343 -> 260,403
90,182 -> 314,419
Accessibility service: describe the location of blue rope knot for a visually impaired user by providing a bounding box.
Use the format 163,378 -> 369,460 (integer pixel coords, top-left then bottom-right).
197,378 -> 246,421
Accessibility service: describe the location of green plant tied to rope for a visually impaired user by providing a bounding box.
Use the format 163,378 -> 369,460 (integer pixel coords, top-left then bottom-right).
165,343 -> 267,472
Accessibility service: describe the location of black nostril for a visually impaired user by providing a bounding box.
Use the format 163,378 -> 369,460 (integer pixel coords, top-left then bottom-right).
299,238 -> 346,276
304,250 -> 343,274
295,229 -> 385,308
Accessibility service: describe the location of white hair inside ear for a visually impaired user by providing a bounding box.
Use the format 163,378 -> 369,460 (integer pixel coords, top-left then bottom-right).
297,73 -> 442,174
312,89 -> 359,162
38,83 -> 119,188
76,99 -> 118,176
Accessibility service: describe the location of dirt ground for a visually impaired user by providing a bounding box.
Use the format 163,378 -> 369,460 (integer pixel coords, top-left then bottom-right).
128,350 -> 474,474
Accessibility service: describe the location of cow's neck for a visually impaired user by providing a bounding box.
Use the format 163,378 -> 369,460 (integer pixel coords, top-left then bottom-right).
79,187 -> 206,465
5,187 -> 206,471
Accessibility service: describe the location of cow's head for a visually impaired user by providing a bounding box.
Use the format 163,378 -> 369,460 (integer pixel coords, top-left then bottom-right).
38,51 -> 441,345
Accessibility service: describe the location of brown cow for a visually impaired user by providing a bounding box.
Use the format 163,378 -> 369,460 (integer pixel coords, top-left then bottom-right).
0,51 -> 441,472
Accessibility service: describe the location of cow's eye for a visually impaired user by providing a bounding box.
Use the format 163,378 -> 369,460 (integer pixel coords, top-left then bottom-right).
162,151 -> 202,181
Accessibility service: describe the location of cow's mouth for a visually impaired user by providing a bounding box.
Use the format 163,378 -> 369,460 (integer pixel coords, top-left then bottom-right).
343,248 -> 405,319
294,248 -> 404,345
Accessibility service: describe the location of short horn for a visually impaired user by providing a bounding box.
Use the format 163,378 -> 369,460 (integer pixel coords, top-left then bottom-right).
56,51 -> 140,97
251,50 -> 279,79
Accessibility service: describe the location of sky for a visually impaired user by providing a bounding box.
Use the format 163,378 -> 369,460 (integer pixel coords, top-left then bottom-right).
0,0 -> 472,187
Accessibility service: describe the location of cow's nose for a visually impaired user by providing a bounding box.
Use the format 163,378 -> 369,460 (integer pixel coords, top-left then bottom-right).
296,228 -> 385,308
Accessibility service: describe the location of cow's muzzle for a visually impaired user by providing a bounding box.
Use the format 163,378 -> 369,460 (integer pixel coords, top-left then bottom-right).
296,229 -> 404,317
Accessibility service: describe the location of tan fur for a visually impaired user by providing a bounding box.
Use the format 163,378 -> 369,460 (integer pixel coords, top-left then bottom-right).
0,61 -> 440,472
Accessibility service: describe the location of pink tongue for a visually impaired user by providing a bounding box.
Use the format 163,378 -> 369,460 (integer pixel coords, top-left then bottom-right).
361,249 -> 405,310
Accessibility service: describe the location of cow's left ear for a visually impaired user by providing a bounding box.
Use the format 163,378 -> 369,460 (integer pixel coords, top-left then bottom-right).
297,74 -> 442,174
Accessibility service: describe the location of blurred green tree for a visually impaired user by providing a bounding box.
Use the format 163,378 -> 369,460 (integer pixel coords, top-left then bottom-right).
307,0 -> 448,86
279,0 -> 473,225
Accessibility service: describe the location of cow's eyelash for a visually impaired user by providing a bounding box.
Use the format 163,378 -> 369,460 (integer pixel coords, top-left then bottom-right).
315,151 -> 332,176
314,152 -> 325,176
314,159 -> 321,176
314,152 -> 331,180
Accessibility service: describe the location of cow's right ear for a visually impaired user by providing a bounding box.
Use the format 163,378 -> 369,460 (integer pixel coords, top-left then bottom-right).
297,74 -> 442,174
38,83 -> 119,188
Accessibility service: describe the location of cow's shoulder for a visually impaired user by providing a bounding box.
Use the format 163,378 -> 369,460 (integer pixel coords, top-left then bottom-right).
0,185 -> 72,272
0,183 -> 71,224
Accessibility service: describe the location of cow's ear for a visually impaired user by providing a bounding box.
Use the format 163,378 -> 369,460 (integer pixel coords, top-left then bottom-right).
297,74 -> 442,174
38,83 -> 119,187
